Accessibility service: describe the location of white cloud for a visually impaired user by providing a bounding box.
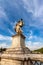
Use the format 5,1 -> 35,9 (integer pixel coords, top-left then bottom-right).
8,29 -> 14,35
26,31 -> 43,50
0,34 -> 12,48
0,43 -> 9,48
28,31 -> 43,42
22,0 -> 43,18
0,34 -> 12,40
26,41 -> 43,50
22,0 -> 43,30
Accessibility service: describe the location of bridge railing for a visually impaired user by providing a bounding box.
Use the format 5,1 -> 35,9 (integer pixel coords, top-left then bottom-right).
31,60 -> 43,65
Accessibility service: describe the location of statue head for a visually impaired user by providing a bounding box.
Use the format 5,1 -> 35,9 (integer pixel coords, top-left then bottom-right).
14,19 -> 24,34
18,19 -> 24,27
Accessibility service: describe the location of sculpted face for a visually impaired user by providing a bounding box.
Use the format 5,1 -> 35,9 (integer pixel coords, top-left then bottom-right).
18,20 -> 24,27
19,22 -> 23,27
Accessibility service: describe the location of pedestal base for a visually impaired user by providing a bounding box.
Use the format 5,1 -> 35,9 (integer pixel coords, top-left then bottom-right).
1,46 -> 31,65
3,47 -> 31,54
1,33 -> 31,65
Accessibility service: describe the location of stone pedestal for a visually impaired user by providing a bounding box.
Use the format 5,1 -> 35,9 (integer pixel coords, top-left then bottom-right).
1,34 -> 31,65
11,34 -> 25,48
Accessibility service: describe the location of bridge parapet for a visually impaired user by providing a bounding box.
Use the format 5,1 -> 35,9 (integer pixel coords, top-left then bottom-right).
1,53 -> 43,62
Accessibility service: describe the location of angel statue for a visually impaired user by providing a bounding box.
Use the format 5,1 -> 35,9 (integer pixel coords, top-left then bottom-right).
14,19 -> 24,34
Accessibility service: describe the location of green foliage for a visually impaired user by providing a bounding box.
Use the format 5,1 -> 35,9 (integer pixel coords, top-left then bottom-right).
33,48 -> 43,53
0,48 -> 6,53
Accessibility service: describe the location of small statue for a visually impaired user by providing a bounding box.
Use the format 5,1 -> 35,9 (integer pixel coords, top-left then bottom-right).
14,19 -> 24,34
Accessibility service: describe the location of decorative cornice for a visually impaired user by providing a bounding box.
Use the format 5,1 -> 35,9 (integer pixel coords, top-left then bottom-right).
12,33 -> 26,39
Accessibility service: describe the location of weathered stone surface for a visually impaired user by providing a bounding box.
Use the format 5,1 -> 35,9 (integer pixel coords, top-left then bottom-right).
1,59 -> 23,65
11,34 -> 25,48
1,34 -> 31,65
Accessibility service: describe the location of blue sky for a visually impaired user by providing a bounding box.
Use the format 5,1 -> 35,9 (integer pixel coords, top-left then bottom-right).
0,0 -> 43,50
